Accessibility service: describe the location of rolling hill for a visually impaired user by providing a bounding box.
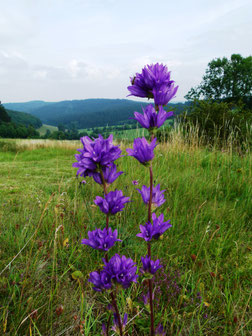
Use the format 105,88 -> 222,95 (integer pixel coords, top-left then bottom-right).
6,109 -> 42,128
4,99 -> 187,129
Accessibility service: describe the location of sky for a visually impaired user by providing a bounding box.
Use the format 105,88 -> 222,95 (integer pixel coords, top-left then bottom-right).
0,0 -> 251,103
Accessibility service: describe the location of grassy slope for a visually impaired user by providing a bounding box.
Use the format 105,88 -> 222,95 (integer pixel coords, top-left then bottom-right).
38,124 -> 58,135
0,139 -> 251,335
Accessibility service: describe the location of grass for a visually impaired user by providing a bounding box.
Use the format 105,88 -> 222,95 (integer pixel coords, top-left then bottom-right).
38,124 -> 58,136
0,136 -> 251,335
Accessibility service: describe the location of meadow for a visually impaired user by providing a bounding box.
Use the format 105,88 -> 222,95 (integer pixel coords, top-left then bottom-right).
0,133 -> 251,335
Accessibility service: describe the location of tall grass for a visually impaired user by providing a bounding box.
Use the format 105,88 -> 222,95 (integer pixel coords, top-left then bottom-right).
0,129 -> 251,335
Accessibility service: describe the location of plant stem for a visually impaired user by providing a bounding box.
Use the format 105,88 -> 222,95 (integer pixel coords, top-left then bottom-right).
148,163 -> 155,336
100,169 -> 109,230
111,291 -> 124,336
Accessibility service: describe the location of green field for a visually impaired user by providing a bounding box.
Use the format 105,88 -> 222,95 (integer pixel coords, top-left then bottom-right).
0,137 -> 251,335
38,124 -> 58,136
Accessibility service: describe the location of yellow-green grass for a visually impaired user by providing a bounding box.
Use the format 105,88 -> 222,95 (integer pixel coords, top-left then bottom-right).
0,137 -> 251,335
38,124 -> 58,136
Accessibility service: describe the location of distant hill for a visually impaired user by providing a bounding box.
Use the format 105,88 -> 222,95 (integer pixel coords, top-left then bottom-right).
4,99 -> 188,129
4,101 -> 53,113
6,109 -> 42,128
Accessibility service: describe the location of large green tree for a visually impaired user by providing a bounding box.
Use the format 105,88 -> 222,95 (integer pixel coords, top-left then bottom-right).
185,54 -> 252,103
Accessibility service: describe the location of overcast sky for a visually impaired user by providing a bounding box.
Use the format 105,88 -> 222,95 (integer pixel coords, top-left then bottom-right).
0,0 -> 251,103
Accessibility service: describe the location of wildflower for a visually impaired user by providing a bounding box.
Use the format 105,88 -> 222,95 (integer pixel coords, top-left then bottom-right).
153,83 -> 178,106
140,256 -> 162,274
136,213 -> 171,241
94,190 -> 130,215
112,313 -> 128,333
73,134 -> 121,177
81,227 -> 121,251
127,63 -> 175,101
103,254 -> 138,288
132,104 -> 173,130
81,180 -> 87,184
137,184 -> 166,208
132,180 -> 139,185
88,270 -> 112,292
91,163 -> 123,185
126,137 -> 157,165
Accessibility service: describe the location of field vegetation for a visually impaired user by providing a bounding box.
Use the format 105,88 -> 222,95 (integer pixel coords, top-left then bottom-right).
0,128 -> 251,335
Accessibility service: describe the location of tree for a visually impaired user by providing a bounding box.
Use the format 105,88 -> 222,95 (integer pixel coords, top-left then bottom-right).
0,101 -> 11,123
185,54 -> 252,104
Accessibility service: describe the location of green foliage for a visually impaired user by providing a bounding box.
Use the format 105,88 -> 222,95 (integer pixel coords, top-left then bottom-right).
6,109 -> 42,128
0,103 -> 11,123
180,100 -> 252,148
185,54 -> 252,104
0,122 -> 40,139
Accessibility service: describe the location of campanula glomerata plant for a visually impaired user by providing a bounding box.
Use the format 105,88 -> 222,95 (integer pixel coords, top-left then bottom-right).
73,134 -> 135,336
127,62 -> 178,335
73,63 -> 177,335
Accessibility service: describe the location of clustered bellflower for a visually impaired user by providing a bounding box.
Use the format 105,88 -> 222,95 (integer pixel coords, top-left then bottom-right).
126,137 -> 157,165
91,163 -> 123,185
103,254 -> 138,288
81,227 -> 121,251
94,190 -> 130,215
137,213 -> 172,241
140,256 -> 162,275
88,270 -> 112,292
73,134 -> 122,178
88,254 -> 138,290
132,104 -> 173,130
128,63 -> 178,106
137,184 -> 166,208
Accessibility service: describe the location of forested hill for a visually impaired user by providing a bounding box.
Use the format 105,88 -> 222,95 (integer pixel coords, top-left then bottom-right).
6,109 -> 42,128
4,99 -> 187,129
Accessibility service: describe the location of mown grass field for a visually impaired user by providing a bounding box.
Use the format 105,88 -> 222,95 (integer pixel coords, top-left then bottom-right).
0,137 -> 251,335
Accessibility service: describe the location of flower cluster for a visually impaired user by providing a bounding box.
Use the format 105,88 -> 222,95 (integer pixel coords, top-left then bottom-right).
94,190 -> 130,215
126,137 -> 157,165
137,213 -> 172,241
128,63 -> 178,106
73,134 -> 122,180
140,256 -> 162,275
132,104 -> 173,131
88,254 -> 138,291
137,184 -> 166,208
81,227 -> 121,251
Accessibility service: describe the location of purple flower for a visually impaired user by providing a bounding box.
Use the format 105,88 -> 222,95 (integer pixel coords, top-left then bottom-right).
127,63 -> 178,106
155,324 -> 166,335
153,83 -> 178,106
132,104 -> 173,130
88,270 -> 112,292
140,256 -> 162,275
103,254 -> 138,288
81,180 -> 87,184
126,137 -> 157,165
132,180 -> 139,185
73,134 -> 121,177
112,313 -> 127,333
94,190 -> 130,215
91,163 -> 123,185
81,227 -> 121,251
136,184 -> 166,208
136,213 -> 171,241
